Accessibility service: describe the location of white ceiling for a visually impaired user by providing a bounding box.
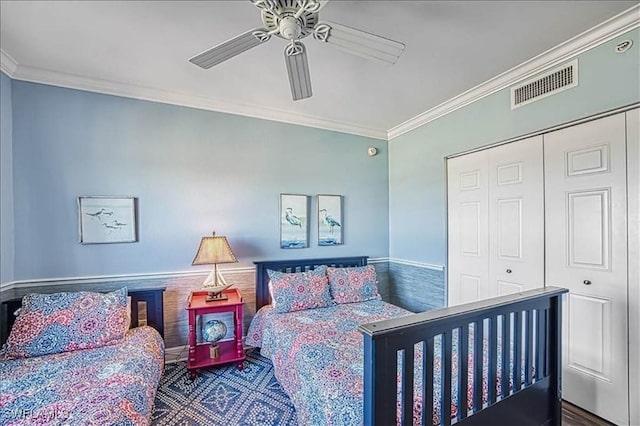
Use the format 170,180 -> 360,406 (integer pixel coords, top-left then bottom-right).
1,1 -> 637,138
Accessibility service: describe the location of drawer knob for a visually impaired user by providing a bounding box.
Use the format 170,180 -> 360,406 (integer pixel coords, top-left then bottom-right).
583,280 -> 592,285
506,269 -> 512,274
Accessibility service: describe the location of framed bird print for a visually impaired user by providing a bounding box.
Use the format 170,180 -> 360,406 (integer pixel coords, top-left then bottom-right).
318,194 -> 343,246
78,196 -> 137,244
280,193 -> 309,249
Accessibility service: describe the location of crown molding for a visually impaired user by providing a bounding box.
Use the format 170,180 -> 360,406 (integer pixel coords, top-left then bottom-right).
0,49 -> 18,77
388,4 -> 640,140
2,5 -> 638,142
2,57 -> 387,140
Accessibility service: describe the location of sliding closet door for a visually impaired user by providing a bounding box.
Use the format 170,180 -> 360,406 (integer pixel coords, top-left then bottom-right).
447,150 -> 490,306
488,136 -> 544,296
544,113 -> 628,425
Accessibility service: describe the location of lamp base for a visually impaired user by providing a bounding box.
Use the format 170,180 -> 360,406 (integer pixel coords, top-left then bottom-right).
205,292 -> 228,302
209,344 -> 220,359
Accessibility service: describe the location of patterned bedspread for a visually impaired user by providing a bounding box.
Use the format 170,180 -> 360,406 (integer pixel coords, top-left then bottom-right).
0,326 -> 164,426
247,301 -> 514,426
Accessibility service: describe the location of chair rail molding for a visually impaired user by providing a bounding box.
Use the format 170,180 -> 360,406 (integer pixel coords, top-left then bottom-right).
0,266 -> 256,292
388,258 -> 445,272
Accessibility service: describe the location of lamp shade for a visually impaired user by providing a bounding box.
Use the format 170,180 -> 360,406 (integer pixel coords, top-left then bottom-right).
192,233 -> 238,265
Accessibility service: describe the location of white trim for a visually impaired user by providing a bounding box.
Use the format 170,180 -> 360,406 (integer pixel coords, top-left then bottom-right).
3,57 -> 386,140
0,265 -> 256,292
0,258 -> 437,291
0,50 -> 18,77
388,5 -> 640,140
388,258 -> 445,272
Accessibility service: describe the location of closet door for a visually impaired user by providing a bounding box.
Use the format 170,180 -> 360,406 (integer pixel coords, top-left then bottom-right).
488,136 -> 544,295
627,108 -> 640,426
447,150 -> 489,306
544,113 -> 628,425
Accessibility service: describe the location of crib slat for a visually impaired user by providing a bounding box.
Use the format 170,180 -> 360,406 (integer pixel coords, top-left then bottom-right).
443,331 -> 452,426
424,338 -> 434,426
513,311 -> 522,391
458,325 -> 469,420
544,308 -> 551,377
473,320 -> 484,413
535,308 -> 544,380
403,345 -> 415,425
501,312 -> 511,398
525,310 -> 534,385
488,316 -> 497,405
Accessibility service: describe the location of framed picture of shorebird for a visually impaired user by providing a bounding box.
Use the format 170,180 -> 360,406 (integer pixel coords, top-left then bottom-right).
317,194 -> 343,246
280,193 -> 309,249
78,196 -> 137,244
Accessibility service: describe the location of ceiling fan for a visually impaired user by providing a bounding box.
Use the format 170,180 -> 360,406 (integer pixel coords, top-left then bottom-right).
189,0 -> 405,101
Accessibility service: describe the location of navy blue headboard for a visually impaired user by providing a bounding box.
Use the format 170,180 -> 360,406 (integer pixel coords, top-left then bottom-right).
254,256 -> 368,311
1,287 -> 166,345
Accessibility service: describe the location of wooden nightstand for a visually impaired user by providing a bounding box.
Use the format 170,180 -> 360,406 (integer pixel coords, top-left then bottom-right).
186,288 -> 246,380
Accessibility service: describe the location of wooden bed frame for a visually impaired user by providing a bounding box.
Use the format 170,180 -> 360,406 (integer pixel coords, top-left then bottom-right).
254,256 -> 567,426
1,287 -> 166,345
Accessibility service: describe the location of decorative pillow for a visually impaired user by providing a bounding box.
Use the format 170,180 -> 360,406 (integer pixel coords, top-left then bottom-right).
327,265 -> 382,304
268,265 -> 333,313
3,288 -> 129,358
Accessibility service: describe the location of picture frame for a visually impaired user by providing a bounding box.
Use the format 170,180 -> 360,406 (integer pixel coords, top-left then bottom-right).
318,194 -> 343,246
78,196 -> 138,244
280,193 -> 309,249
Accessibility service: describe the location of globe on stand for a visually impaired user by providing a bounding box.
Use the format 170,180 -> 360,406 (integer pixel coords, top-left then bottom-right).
203,319 -> 227,359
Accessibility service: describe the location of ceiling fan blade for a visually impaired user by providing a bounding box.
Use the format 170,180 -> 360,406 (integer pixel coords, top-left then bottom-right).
189,29 -> 272,69
313,21 -> 405,64
294,0 -> 329,17
284,42 -> 312,101
250,0 -> 279,13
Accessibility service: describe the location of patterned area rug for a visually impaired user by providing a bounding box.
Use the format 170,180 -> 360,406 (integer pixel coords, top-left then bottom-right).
151,350 -> 298,425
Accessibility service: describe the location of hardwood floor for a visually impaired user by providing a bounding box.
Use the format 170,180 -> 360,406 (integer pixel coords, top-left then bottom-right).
562,401 -> 614,426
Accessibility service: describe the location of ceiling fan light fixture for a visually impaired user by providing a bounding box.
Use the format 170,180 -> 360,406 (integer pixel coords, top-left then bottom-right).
279,16 -> 302,40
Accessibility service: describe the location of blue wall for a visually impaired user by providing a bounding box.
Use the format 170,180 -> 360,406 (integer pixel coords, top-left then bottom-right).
389,29 -> 640,266
1,72 -> 14,284
9,81 -> 388,281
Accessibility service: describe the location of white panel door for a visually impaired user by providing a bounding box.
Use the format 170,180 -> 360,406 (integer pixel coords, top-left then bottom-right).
447,150 -> 489,306
544,113 -> 628,425
488,136 -> 544,296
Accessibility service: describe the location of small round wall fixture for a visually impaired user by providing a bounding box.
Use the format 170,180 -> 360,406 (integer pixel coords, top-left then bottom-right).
615,39 -> 633,53
368,147 -> 378,157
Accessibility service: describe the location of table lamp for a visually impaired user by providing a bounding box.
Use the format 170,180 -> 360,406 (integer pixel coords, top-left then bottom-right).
192,231 -> 238,301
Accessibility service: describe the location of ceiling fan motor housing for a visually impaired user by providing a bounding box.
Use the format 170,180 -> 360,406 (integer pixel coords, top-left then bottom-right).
261,0 -> 318,40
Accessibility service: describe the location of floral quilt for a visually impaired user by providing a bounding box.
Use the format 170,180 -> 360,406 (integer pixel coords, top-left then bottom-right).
247,301 -> 520,425
0,326 -> 164,426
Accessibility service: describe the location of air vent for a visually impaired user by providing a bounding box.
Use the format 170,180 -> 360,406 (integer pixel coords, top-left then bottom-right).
511,59 -> 578,109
